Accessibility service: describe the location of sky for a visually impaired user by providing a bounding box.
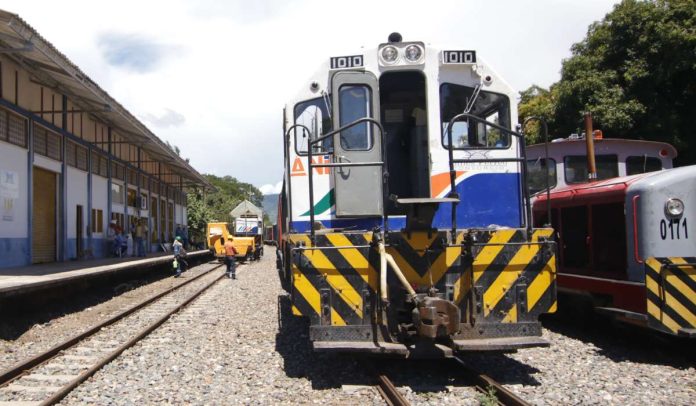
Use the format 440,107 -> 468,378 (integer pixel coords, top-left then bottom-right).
3,0 -> 621,194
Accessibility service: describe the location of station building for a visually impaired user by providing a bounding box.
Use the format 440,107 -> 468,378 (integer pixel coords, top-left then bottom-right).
0,10 -> 211,268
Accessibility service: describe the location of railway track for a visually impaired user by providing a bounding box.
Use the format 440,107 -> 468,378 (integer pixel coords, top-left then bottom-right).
452,356 -> 531,406
0,262 -> 225,405
372,355 -> 531,406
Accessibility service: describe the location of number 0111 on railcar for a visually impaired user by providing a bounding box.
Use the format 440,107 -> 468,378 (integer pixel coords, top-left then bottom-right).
275,33 -> 557,357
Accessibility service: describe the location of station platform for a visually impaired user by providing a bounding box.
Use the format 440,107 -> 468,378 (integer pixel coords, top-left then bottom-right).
0,250 -> 212,299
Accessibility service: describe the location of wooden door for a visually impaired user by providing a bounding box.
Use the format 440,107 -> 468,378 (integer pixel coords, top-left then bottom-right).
32,167 -> 57,263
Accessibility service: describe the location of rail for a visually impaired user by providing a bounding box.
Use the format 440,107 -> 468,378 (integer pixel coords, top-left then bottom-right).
445,113 -> 533,239
285,117 -> 388,243
0,262 -> 226,405
452,356 -> 531,406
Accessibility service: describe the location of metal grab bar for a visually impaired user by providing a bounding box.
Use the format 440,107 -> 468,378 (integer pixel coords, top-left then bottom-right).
285,117 -> 388,243
522,116 -> 551,228
444,113 -> 533,239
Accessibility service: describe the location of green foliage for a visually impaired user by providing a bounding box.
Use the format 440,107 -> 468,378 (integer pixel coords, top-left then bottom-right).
518,85 -> 558,144
477,385 -> 498,406
519,0 -> 696,165
186,174 -> 263,243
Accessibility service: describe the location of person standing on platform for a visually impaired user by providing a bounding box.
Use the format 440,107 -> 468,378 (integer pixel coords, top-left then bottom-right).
172,236 -> 187,277
222,237 -> 238,279
135,219 -> 148,257
107,220 -> 121,257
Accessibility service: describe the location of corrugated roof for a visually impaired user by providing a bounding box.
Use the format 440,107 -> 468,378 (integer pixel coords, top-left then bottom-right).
0,9 -> 212,190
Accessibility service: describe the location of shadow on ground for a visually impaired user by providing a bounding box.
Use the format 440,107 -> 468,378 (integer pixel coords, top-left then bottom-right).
541,297 -> 696,369
274,294 -> 543,392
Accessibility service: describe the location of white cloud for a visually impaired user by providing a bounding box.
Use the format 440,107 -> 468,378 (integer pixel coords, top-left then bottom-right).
2,0 -> 621,191
259,181 -> 283,195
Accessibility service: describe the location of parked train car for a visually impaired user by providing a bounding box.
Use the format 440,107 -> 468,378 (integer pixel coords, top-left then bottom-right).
275,33 -> 557,357
528,135 -> 696,337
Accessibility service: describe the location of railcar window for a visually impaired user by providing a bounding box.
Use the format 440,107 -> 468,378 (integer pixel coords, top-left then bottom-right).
564,154 -> 618,183
626,155 -> 662,175
293,96 -> 332,155
440,83 -> 511,149
339,85 -> 373,150
527,158 -> 557,194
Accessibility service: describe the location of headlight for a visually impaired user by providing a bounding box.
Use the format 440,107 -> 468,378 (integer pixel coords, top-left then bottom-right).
381,46 -> 398,64
665,198 -> 684,217
404,44 -> 423,62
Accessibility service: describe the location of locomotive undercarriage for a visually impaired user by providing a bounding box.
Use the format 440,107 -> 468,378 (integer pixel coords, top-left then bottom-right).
287,227 -> 556,357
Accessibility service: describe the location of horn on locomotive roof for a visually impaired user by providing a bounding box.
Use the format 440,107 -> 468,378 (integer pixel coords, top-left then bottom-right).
388,32 -> 402,43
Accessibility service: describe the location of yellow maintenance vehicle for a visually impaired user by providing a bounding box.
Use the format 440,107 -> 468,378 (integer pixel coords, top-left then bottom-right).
206,222 -> 255,262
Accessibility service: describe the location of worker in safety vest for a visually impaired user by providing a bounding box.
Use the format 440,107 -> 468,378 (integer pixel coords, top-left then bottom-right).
222,237 -> 238,279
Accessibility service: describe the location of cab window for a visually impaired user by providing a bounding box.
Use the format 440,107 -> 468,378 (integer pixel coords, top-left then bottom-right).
564,154 -> 618,183
339,85 -> 373,150
293,96 -> 333,155
440,83 -> 511,148
626,156 -> 662,175
527,158 -> 557,194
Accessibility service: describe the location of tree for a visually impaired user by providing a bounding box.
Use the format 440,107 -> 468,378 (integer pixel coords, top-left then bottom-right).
552,0 -> 696,165
518,85 -> 558,145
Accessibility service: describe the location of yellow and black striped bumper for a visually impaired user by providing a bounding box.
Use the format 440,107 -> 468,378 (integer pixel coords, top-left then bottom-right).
645,257 -> 696,337
288,228 -> 556,342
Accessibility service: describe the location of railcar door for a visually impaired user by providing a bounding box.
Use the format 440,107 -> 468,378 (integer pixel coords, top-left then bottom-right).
331,71 -> 383,217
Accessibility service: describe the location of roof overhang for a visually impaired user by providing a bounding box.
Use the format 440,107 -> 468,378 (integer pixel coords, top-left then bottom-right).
0,10 -> 213,191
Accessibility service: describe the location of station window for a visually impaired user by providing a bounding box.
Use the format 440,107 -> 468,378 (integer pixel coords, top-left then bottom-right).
0,109 -> 28,148
127,188 -> 137,207
111,183 -> 124,204
112,162 -> 125,181
527,158 -> 557,194
626,156 -> 662,175
564,154 -> 618,184
33,124 -> 63,161
440,83 -> 511,149
339,85 -> 373,150
293,96 -> 333,154
111,212 -> 124,229
91,209 -> 104,233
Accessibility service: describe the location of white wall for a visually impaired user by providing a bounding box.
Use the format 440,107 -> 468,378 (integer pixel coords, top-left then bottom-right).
0,142 -> 28,238
66,167 -> 87,239
34,154 -> 62,173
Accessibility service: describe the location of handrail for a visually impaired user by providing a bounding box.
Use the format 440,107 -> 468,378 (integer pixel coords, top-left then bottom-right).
285,117 -> 388,243
522,116 -> 551,228
445,113 -> 532,238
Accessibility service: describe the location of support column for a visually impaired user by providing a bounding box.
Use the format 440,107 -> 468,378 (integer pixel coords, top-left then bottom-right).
27,118 -> 34,265
106,127 -> 112,233
60,95 -> 68,261
87,146 -> 93,252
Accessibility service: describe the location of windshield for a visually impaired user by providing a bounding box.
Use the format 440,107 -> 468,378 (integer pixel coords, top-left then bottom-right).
440,83 -> 511,148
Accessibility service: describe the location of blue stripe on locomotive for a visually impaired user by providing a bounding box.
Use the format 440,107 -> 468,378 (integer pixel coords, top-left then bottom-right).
290,173 -> 522,232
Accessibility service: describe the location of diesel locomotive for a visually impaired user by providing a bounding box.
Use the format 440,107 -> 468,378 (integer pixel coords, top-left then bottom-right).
276,33 -> 558,356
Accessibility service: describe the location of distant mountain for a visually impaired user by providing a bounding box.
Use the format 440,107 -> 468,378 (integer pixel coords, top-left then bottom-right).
262,194 -> 279,225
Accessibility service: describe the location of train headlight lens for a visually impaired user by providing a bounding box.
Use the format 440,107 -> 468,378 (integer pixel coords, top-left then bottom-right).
381,46 -> 398,63
404,45 -> 423,62
665,198 -> 684,217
